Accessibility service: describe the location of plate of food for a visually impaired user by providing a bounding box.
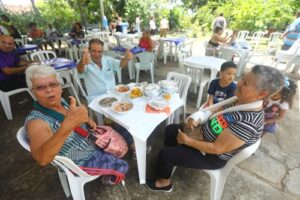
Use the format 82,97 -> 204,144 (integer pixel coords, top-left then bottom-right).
115,84 -> 130,94
111,100 -> 134,114
128,87 -> 143,99
148,98 -> 169,110
99,97 -> 118,107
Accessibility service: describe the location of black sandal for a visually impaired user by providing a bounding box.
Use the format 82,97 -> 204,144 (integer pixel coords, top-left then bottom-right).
145,179 -> 173,192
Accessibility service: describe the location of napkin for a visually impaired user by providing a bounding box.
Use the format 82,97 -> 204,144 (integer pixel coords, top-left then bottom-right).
146,104 -> 171,115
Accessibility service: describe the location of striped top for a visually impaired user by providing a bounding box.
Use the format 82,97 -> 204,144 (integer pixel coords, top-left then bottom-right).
25,109 -> 96,165
202,108 -> 264,160
283,17 -> 300,47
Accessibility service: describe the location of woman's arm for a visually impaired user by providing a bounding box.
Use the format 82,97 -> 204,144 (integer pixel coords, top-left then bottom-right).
177,128 -> 245,154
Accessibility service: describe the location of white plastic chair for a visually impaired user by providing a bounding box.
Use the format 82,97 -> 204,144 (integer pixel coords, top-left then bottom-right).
274,39 -> 300,70
203,139 -> 261,200
219,48 -> 243,71
30,50 -> 81,105
167,71 -> 191,121
0,88 -> 35,120
172,139 -> 261,200
249,31 -> 265,50
184,64 -> 210,108
103,50 -> 123,83
16,126 -> 100,200
135,52 -> 156,83
204,41 -> 218,57
236,30 -> 249,42
267,32 -> 283,53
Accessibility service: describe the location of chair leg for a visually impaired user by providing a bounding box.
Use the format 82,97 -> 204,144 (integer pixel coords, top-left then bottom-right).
209,172 -> 227,200
58,171 -> 71,198
150,66 -> 154,83
67,178 -> 86,200
196,82 -> 206,108
2,94 -> 13,120
136,68 -> 140,83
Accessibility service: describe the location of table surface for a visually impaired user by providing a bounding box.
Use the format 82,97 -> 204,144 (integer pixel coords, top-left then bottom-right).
162,37 -> 186,45
15,44 -> 39,54
89,88 -> 183,141
41,58 -> 76,70
183,56 -> 226,70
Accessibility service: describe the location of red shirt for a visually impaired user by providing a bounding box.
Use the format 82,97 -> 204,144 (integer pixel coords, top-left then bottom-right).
139,38 -> 152,51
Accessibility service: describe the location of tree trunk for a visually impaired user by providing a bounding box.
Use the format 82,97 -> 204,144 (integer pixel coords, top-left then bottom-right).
30,0 -> 40,16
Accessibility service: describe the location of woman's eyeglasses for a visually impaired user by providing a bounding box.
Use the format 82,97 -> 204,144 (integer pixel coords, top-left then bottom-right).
32,82 -> 60,91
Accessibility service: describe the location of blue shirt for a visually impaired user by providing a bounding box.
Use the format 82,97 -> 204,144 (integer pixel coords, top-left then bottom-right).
0,50 -> 21,81
283,17 -> 300,47
207,79 -> 236,104
80,55 -> 120,102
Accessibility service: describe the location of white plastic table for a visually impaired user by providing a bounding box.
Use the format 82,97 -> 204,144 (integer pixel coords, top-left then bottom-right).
88,90 -> 183,184
183,56 -> 226,81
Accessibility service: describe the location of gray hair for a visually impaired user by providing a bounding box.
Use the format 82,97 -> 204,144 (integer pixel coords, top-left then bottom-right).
251,65 -> 285,97
25,65 -> 61,89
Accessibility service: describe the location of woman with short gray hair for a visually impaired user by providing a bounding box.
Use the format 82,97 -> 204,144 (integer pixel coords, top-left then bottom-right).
146,65 -> 284,192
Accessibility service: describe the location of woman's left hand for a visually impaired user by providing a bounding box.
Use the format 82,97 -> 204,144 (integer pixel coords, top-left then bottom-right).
177,129 -> 192,145
87,118 -> 97,131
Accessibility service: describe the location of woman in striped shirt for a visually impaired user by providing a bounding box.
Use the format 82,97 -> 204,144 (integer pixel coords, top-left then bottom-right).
146,65 -> 285,192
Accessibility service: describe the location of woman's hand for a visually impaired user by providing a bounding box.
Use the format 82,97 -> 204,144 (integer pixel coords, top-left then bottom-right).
186,118 -> 198,131
177,129 -> 192,145
64,96 -> 89,128
124,50 -> 133,60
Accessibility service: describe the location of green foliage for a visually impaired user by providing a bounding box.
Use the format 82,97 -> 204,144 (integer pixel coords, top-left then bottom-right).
37,0 -> 80,33
169,7 -> 192,32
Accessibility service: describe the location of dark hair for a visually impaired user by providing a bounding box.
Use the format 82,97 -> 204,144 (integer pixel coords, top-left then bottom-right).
75,22 -> 82,29
88,38 -> 104,49
251,65 -> 285,98
29,22 -> 37,28
214,26 -> 223,33
220,61 -> 237,71
280,79 -> 297,108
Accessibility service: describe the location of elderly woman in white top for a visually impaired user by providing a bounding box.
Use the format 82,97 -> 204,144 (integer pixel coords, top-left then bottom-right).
146,65 -> 284,192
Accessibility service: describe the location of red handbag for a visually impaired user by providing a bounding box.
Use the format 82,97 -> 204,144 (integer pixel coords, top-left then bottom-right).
74,126 -> 128,158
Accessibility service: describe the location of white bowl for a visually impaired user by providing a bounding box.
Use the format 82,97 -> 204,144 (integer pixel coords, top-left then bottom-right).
143,83 -> 160,98
148,98 -> 169,110
158,80 -> 178,93
111,100 -> 133,114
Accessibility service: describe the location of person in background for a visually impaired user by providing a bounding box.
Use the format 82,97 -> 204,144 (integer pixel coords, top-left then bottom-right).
28,22 -> 46,50
263,78 -> 297,134
212,13 -> 227,31
135,15 -> 142,34
280,10 -> 300,50
207,61 -> 237,106
25,65 -> 128,185
139,31 -> 154,52
0,14 -> 21,39
149,17 -> 157,36
206,26 -> 231,56
45,24 -> 60,50
146,65 -> 284,192
116,16 -> 123,33
0,35 -> 32,92
160,17 -> 169,38
228,30 -> 238,46
102,15 -> 109,31
110,19 -> 117,35
69,22 -> 85,39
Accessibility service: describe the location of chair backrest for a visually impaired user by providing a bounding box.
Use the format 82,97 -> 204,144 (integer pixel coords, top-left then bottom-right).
167,71 -> 191,102
14,38 -> 24,47
16,126 -> 30,152
30,50 -> 57,61
204,41 -> 217,57
268,32 -> 282,47
251,31 -> 265,42
136,52 -> 155,69
103,50 -> 122,59
219,48 -> 242,65
237,30 -> 249,41
224,139 -> 261,170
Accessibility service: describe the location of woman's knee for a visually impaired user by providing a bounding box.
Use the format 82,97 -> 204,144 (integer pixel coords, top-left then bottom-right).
164,124 -> 183,146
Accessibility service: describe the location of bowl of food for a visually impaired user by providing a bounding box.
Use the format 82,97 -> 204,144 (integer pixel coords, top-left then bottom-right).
129,87 -> 143,99
99,97 -> 118,107
158,80 -> 178,94
115,84 -> 130,94
111,100 -> 133,114
142,83 -> 160,98
148,98 -> 169,110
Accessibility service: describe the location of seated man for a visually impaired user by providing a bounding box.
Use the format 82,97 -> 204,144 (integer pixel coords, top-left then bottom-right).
28,22 -> 46,50
77,38 -> 133,102
25,65 -> 128,184
0,35 -> 31,92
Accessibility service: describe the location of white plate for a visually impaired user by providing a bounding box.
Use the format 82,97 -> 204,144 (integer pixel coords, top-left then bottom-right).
148,98 -> 169,110
98,97 -> 118,107
115,84 -> 130,94
111,100 -> 133,114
